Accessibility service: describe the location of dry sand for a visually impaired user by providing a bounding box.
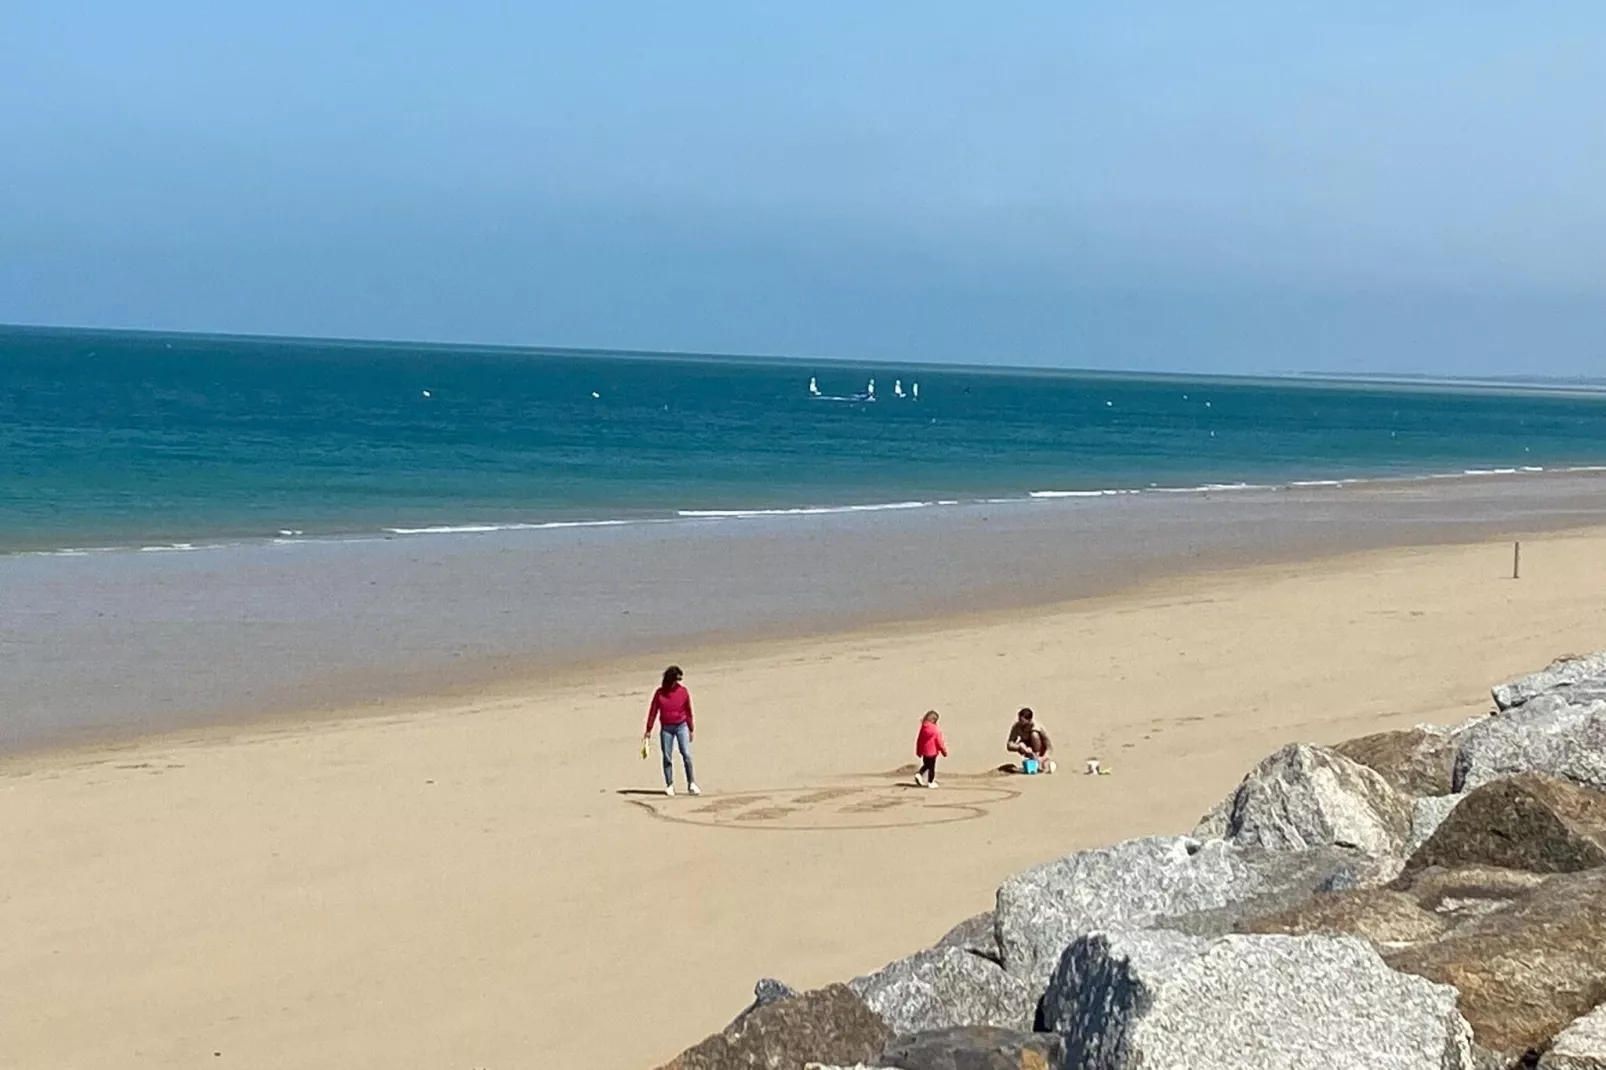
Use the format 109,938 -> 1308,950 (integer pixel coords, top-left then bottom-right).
4,529 -> 1606,1068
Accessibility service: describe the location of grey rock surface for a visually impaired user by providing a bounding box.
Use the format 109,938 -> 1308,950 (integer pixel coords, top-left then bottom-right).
1453,698 -> 1606,793
1492,652 -> 1606,710
1539,1003 -> 1606,1070
1210,743 -> 1414,864
995,835 -> 1370,989
848,947 -> 1035,1037
933,912 -> 1000,964
1151,845 -> 1376,937
1043,929 -> 1476,1070
1409,795 -> 1465,854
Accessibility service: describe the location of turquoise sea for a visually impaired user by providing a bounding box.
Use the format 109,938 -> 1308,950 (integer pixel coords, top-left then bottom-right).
4,323 -> 1606,553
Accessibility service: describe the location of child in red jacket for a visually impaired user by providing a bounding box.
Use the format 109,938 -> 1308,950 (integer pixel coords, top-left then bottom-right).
914,710 -> 948,788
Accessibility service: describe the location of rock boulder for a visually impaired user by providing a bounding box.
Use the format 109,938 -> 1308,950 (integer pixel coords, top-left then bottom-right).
1454,698 -> 1606,793
728,977 -> 800,1029
994,836 -> 1365,988
1336,727 -> 1460,798
848,947 -> 1035,1037
1042,929 -> 1476,1070
1538,1003 -> 1606,1070
1204,743 -> 1414,865
933,912 -> 1000,964
1493,652 -> 1606,711
1408,795 -> 1464,854
1402,773 -> 1606,877
1239,887 -> 1449,946
1384,868 -> 1606,1063
659,984 -> 892,1070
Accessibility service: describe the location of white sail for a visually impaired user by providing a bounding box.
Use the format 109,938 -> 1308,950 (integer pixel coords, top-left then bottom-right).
893,379 -> 905,398
867,377 -> 876,399
808,376 -> 821,396
912,382 -> 920,399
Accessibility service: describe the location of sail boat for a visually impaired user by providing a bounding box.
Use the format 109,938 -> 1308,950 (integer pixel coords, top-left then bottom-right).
912,382 -> 920,400
893,379 -> 905,398
866,377 -> 877,402
808,376 -> 821,397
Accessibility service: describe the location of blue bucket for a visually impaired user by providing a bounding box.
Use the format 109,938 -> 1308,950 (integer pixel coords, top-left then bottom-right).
1022,758 -> 1040,775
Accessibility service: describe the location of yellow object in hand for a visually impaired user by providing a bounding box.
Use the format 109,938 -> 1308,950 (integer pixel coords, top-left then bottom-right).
640,740 -> 650,760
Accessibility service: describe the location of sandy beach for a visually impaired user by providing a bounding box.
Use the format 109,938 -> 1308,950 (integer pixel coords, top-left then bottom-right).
2,525 -> 1604,1068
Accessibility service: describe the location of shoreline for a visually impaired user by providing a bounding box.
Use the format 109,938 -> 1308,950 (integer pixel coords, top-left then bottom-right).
6,471 -> 1606,759
6,528 -> 1606,1068
8,463 -> 1606,559
0,527 -> 1559,771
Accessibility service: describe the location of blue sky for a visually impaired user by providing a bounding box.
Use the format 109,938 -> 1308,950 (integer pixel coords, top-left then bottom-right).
3,3 -> 1604,374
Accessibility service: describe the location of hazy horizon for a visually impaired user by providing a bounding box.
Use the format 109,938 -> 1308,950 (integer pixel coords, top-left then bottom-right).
5,4 -> 1605,377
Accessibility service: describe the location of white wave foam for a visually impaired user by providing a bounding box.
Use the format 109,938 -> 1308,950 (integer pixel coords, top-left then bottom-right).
1029,489 -> 1141,499
383,520 -> 637,535
678,501 -> 932,519
1149,482 -> 1271,494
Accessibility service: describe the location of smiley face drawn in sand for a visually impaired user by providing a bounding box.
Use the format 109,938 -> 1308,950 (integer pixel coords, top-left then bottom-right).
627,781 -> 1019,832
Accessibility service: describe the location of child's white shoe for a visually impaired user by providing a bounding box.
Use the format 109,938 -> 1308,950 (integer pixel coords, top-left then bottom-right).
688,783 -> 701,796
664,784 -> 675,797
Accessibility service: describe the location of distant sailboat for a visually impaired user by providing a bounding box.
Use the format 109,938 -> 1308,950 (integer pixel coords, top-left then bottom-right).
808,376 -> 821,397
912,382 -> 920,400
893,379 -> 906,398
866,377 -> 877,401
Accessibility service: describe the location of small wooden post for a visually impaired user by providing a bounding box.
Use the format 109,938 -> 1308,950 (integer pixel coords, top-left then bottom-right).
1513,541 -> 1522,580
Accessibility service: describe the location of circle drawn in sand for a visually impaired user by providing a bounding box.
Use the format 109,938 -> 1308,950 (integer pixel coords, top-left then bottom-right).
628,782 -> 1019,832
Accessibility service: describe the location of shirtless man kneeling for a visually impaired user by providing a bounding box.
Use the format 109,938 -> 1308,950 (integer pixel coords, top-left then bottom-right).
1007,707 -> 1056,774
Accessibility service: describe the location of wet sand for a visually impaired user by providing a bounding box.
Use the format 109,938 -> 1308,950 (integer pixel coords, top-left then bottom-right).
3,506 -> 1606,1066
5,470 -> 1606,753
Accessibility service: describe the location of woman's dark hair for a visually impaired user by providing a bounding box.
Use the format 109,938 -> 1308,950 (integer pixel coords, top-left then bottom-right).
1018,707 -> 1034,721
662,665 -> 684,691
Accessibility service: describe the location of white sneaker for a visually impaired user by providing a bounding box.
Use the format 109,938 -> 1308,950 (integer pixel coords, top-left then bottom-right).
688,783 -> 701,796
664,785 -> 675,797
913,771 -> 927,787
927,780 -> 940,789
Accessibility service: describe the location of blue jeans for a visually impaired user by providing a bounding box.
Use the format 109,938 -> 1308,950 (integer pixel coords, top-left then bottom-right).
660,722 -> 694,786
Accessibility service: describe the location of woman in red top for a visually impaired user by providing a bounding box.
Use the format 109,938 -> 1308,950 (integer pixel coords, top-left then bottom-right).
914,710 -> 948,788
644,665 -> 698,796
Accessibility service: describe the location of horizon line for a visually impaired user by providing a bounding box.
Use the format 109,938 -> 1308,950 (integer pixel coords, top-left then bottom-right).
5,319 -> 1604,397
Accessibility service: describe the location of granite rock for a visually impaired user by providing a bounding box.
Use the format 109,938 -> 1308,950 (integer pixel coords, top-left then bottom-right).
1385,868 -> 1606,1063
994,835 -> 1365,989
1402,773 -> 1606,877
1043,929 -> 1476,1070
1453,698 -> 1606,793
934,913 -> 1000,964
1538,1003 -> 1606,1070
848,947 -> 1036,1037
1409,795 -> 1465,854
1336,727 -> 1461,798
660,984 -> 892,1070
1204,743 -> 1414,865
1492,652 -> 1606,711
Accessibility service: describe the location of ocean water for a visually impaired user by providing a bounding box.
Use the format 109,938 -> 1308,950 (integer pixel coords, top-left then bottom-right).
4,324 -> 1606,553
